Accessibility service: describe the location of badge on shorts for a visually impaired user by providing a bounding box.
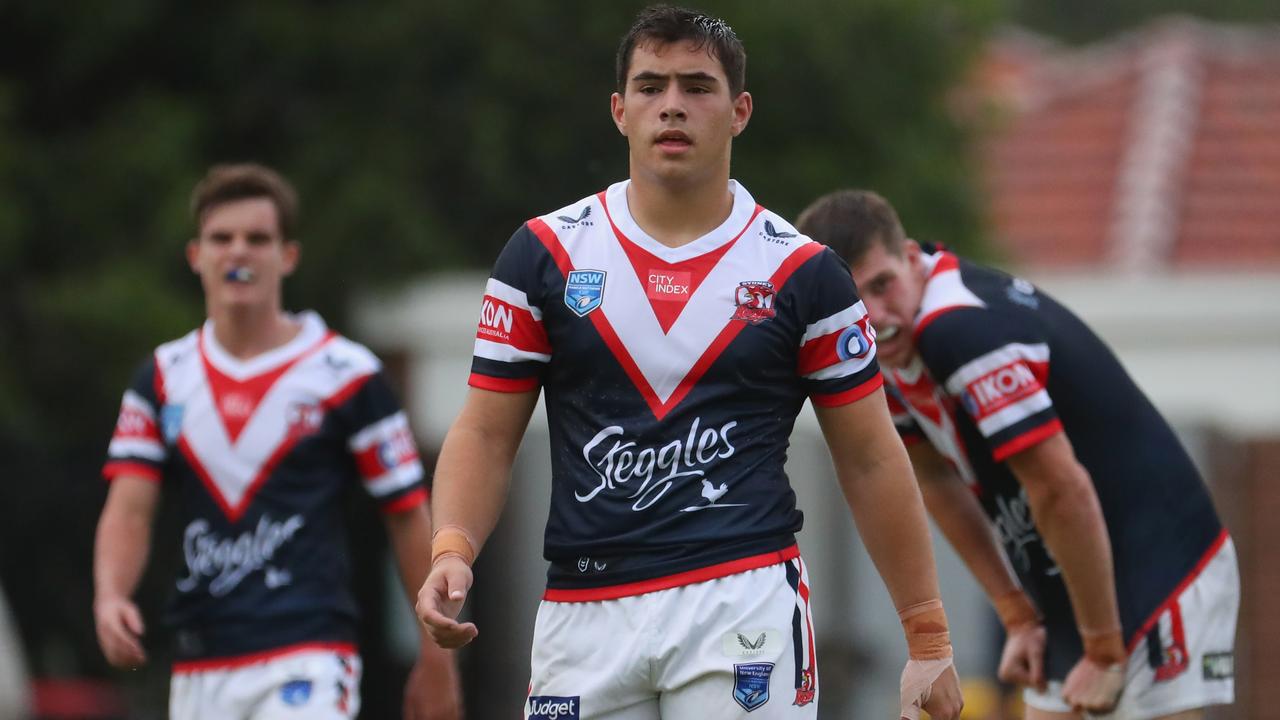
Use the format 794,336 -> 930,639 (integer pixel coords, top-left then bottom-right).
280,679 -> 312,706
1203,651 -> 1234,680
733,662 -> 774,712
564,270 -> 606,317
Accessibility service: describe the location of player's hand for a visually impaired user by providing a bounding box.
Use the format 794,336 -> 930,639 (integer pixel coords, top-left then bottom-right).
1061,656 -> 1125,714
899,657 -> 962,720
997,622 -> 1047,690
403,651 -> 463,720
415,557 -> 478,649
93,594 -> 147,668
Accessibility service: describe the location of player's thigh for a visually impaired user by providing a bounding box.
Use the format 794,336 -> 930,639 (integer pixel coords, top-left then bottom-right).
249,651 -> 362,720
527,598 -> 657,719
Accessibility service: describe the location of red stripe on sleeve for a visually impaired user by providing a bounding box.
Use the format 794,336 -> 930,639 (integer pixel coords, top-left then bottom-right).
810,373 -> 884,408
468,373 -> 540,393
381,488 -> 428,514
102,461 -> 162,483
797,329 -> 844,376
476,296 -> 551,355
990,419 -> 1063,462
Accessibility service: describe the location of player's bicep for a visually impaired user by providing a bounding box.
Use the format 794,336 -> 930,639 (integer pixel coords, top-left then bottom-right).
102,475 -> 162,521
450,386 -> 539,457
814,385 -> 906,479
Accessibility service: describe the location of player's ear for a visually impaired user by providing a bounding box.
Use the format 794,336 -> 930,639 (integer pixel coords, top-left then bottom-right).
281,240 -> 301,277
186,239 -> 201,274
730,91 -> 752,137
610,92 -> 627,136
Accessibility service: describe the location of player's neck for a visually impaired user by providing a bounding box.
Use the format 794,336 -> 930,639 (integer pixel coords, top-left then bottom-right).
206,302 -> 301,360
626,170 -> 734,249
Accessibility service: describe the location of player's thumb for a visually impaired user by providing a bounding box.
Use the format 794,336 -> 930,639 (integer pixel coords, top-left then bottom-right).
445,571 -> 470,604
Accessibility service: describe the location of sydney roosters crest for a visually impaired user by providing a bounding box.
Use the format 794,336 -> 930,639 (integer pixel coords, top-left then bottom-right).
732,281 -> 776,325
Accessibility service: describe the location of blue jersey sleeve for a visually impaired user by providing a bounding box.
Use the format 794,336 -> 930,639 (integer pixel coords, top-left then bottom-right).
338,371 -> 427,513
469,224 -> 552,393
917,308 -> 1061,461
795,247 -> 883,406
103,357 -> 167,483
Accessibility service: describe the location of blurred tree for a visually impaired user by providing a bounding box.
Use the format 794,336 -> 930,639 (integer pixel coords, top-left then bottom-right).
0,0 -> 999,709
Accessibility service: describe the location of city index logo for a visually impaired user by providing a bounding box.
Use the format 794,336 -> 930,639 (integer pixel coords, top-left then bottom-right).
478,296 -> 515,340
529,695 -> 580,720
963,362 -> 1040,417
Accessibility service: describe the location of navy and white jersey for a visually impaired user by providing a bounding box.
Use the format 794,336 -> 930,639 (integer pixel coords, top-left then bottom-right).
884,247 -> 1224,678
471,180 -> 882,599
103,312 -> 426,663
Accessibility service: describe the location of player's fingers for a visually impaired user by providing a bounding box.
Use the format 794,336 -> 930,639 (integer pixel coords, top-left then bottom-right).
121,602 -> 146,636
1029,643 -> 1046,691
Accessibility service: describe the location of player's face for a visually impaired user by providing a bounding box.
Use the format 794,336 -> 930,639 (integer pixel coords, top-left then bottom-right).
186,197 -> 298,313
850,241 -> 927,368
610,39 -> 752,188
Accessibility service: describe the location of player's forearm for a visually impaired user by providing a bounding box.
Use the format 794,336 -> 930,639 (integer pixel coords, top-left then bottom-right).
1021,464 -> 1120,636
919,476 -> 1021,602
385,505 -> 434,605
430,422 -> 518,557
842,450 -> 943,607
93,497 -> 153,600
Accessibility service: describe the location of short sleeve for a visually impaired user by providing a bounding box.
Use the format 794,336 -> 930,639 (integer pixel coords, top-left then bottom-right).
469,224 -> 552,393
103,358 -> 167,482
796,247 -> 884,406
918,308 -> 1061,461
342,372 -> 427,513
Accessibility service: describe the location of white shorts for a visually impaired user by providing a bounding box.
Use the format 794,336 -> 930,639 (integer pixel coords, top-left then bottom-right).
170,643 -> 362,720
1024,535 -> 1239,719
527,555 -> 819,719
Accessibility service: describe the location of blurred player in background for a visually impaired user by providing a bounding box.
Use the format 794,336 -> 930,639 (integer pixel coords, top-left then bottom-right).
417,6 -> 962,719
94,163 -> 461,719
798,189 -> 1238,719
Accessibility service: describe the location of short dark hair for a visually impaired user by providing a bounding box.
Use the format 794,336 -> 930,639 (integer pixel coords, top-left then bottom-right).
796,190 -> 908,265
616,5 -> 747,96
190,163 -> 299,239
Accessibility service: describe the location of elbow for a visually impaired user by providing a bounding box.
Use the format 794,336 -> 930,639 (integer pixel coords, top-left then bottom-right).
1021,462 -> 1096,523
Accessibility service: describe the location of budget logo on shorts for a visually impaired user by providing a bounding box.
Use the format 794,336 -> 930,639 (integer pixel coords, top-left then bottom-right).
564,270 -> 606,317
528,695 -> 580,719
733,662 -> 774,711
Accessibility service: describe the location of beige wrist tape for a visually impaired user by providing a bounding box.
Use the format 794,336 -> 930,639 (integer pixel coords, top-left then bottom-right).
993,589 -> 1041,631
898,598 -> 954,660
1081,625 -> 1126,665
431,524 -> 477,567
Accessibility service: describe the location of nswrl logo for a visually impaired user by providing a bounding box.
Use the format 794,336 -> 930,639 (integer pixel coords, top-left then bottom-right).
564,270 -> 606,317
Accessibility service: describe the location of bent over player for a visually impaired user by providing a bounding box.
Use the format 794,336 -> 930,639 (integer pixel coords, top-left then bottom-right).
417,7 -> 962,719
798,190 -> 1238,719
94,164 -> 461,719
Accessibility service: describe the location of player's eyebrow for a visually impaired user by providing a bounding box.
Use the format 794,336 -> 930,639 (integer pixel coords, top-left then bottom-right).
630,70 -> 721,85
